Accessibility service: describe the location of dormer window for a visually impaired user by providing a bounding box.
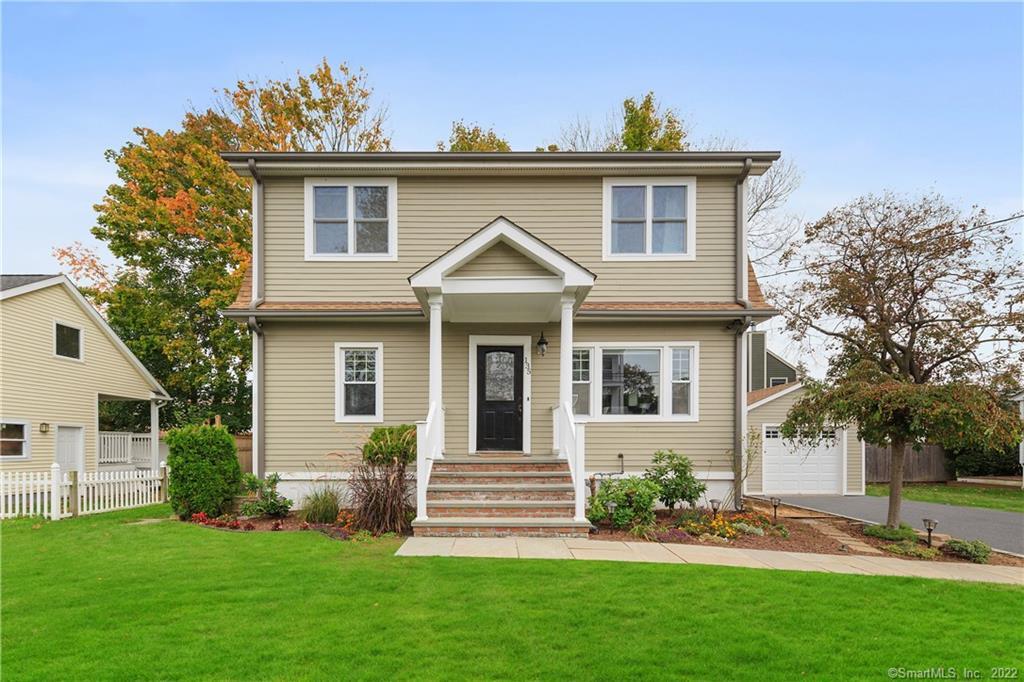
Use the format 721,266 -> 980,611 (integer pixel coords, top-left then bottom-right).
602,177 -> 696,261
304,178 -> 397,261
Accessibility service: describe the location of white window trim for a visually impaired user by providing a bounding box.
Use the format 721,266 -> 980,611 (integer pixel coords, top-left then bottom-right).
769,377 -> 789,387
0,418 -> 32,461
334,342 -> 384,423
602,176 -> 697,261
53,319 -> 84,362
304,177 -> 398,262
575,341 -> 700,422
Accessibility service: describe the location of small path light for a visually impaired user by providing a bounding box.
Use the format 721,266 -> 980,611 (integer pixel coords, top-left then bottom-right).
606,500 -> 617,531
923,518 -> 938,547
710,499 -> 722,517
770,497 -> 781,523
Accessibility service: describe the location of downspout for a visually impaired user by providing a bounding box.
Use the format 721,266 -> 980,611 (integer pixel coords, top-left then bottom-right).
248,158 -> 264,310
732,157 -> 754,509
247,316 -> 264,478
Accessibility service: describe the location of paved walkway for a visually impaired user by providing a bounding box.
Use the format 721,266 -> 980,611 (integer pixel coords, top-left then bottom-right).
778,495 -> 1024,555
396,537 -> 1024,585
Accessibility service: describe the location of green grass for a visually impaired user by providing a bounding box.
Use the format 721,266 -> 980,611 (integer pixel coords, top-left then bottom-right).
867,483 -> 1024,513
3,506 -> 1022,680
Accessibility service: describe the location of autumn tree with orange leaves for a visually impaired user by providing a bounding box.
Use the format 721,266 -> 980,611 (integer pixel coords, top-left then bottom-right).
56,60 -> 390,431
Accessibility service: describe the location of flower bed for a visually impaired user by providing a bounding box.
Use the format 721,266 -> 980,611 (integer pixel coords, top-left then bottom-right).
187,510 -> 404,542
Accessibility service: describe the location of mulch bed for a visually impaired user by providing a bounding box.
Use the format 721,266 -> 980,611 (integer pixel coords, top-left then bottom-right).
187,512 -> 408,541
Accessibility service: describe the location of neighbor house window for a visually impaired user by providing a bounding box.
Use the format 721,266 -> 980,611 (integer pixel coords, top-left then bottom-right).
305,178 -> 397,260
335,343 -> 383,422
54,322 -> 82,360
572,349 -> 592,416
0,421 -> 30,459
579,343 -> 699,421
769,377 -> 789,387
603,177 -> 696,260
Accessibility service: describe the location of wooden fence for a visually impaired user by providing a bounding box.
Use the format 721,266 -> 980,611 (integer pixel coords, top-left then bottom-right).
0,463 -> 167,520
865,444 -> 952,483
235,434 -> 253,474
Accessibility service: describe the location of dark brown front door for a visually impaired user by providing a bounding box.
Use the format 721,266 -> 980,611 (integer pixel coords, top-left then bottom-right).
476,346 -> 523,451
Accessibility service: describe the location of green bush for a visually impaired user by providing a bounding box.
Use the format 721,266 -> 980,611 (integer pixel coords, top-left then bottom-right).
946,445 -> 1020,477
863,523 -> 918,542
361,424 -> 417,465
883,540 -> 939,560
942,538 -> 991,564
240,473 -> 292,518
586,476 -> 661,529
165,424 -> 241,519
301,483 -> 344,524
643,450 -> 706,510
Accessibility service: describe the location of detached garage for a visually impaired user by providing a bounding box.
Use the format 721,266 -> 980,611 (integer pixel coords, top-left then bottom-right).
746,382 -> 865,496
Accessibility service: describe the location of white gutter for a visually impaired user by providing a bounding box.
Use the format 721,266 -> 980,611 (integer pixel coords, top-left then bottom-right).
735,157 -> 753,308
248,158 -> 264,310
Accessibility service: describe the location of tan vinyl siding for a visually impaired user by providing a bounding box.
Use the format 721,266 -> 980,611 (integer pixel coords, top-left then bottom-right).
747,386 -> 864,494
574,321 -> 735,475
0,285 -> 155,472
263,175 -> 737,302
448,241 -> 556,278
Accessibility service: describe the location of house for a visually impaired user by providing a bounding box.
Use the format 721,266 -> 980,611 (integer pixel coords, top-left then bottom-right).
747,330 -> 798,390
0,275 -> 169,475
222,150 -> 840,537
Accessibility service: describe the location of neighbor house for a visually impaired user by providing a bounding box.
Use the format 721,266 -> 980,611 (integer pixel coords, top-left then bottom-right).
222,151 -> 864,537
0,275 -> 169,474
747,330 -> 798,390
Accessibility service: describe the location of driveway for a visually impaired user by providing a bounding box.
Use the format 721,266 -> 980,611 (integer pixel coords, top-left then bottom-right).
779,495 -> 1024,555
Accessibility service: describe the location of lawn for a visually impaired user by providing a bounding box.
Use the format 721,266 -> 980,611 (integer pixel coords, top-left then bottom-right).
867,483 -> 1024,514
3,506 -> 1022,680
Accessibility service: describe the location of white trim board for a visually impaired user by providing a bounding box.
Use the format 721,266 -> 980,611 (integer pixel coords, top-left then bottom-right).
468,335 -> 533,454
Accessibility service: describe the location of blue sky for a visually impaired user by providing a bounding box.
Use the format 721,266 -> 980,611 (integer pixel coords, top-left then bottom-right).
4,1 -> 1022,279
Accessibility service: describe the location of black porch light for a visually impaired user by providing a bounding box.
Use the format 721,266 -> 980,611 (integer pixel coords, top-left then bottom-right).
770,497 -> 782,523
923,518 -> 938,547
536,332 -> 549,357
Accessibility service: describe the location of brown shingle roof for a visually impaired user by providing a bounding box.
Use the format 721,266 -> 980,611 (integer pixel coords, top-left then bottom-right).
747,381 -> 802,406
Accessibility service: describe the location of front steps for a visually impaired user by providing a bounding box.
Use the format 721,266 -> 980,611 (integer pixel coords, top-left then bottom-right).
412,456 -> 590,538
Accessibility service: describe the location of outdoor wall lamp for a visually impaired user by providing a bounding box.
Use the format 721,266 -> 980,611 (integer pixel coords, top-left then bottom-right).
536,331 -> 548,357
923,518 -> 938,547
38,423 -> 50,434
770,497 -> 782,523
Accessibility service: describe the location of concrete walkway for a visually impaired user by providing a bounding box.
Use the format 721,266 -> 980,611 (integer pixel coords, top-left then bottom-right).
396,537 -> 1024,585
779,495 -> 1024,555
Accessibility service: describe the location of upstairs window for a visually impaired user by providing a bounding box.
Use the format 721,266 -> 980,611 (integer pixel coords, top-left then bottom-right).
603,177 -> 695,260
54,322 -> 82,360
305,178 -> 397,260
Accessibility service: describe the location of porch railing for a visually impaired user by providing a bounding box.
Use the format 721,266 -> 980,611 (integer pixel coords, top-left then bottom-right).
415,401 -> 445,521
99,431 -> 155,468
553,402 -> 587,522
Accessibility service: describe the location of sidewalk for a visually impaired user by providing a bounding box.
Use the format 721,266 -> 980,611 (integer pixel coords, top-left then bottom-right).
396,537 -> 1024,585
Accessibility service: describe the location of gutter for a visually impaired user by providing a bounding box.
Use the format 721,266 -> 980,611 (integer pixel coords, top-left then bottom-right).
247,316 -> 264,478
248,158 -> 264,310
222,150 -> 783,164
735,157 -> 753,309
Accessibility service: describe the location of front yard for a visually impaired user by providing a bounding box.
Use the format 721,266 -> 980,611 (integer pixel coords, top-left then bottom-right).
867,483 -> 1024,514
3,506 -> 1022,680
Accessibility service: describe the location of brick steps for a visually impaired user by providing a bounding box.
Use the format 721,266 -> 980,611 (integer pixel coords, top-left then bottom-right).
415,456 -> 587,537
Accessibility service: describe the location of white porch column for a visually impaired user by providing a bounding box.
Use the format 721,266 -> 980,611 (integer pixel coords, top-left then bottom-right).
149,399 -> 161,471
559,296 -> 574,409
428,295 -> 443,409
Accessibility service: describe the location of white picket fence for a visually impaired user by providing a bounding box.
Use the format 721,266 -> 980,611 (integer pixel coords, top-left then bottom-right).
0,462 -> 167,520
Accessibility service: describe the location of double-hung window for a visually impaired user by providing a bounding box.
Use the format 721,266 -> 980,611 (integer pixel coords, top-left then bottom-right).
0,420 -> 30,459
574,343 -> 698,421
335,343 -> 384,422
54,321 -> 83,360
305,178 -> 397,260
603,177 -> 695,260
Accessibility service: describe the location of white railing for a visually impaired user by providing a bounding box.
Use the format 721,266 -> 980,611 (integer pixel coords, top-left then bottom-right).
0,462 -> 167,520
553,402 -> 587,522
99,431 -> 133,464
130,435 -> 153,468
415,401 -> 445,521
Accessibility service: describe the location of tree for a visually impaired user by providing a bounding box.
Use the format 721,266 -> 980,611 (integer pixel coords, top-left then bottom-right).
777,192 -> 1023,526
437,120 -> 511,152
56,60 -> 390,431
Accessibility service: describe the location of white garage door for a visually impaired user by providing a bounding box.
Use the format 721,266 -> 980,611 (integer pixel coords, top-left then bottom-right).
763,426 -> 842,495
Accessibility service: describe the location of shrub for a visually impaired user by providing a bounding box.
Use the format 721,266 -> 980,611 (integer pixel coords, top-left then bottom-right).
884,540 -> 939,560
349,462 -> 412,534
943,538 -> 991,564
946,445 -> 1020,477
361,424 -> 417,466
733,521 -> 765,537
643,450 -> 707,510
586,476 -> 661,529
654,528 -> 691,544
240,473 -> 292,518
301,483 -> 344,524
165,424 -> 241,519
863,523 -> 918,542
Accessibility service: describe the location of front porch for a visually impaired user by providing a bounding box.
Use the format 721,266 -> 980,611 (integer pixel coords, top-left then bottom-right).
96,394 -> 165,472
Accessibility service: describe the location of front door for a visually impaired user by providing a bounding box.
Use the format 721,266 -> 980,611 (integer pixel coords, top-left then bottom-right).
476,346 -> 524,451
56,425 -> 84,474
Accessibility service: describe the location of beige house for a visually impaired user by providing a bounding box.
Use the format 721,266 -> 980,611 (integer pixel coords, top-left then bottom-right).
222,150 -> 826,537
0,275 -> 169,474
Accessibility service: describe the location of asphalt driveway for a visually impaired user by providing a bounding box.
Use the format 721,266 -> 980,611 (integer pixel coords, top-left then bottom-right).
779,495 -> 1024,555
